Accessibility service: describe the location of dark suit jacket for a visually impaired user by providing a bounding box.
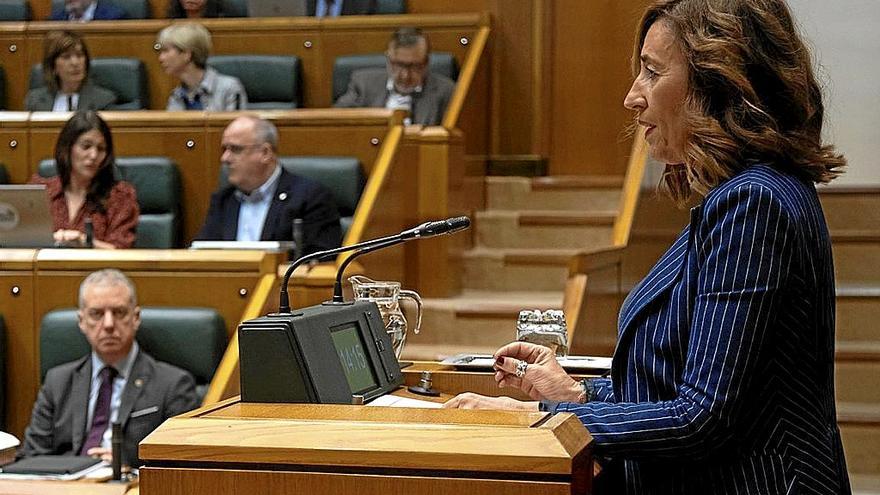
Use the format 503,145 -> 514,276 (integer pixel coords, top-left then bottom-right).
306,0 -> 376,15
24,81 -> 117,112
21,350 -> 198,467
334,68 -> 455,126
548,165 -> 849,494
50,1 -> 126,20
195,168 -> 342,255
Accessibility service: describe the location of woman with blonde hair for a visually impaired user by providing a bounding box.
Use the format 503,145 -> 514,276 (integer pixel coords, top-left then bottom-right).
157,22 -> 247,111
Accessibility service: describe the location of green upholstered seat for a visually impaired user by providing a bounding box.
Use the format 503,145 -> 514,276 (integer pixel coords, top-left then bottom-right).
40,307 -> 227,400
207,55 -> 302,109
218,156 -> 364,238
376,0 -> 405,13
51,0 -> 148,18
38,157 -> 181,248
0,0 -> 31,20
29,58 -> 149,110
220,0 -> 247,17
332,52 -> 458,102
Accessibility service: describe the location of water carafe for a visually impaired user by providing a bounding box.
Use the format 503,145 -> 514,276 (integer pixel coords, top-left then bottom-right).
348,275 -> 423,358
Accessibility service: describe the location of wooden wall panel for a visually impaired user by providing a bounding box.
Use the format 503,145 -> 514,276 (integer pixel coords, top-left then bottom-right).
548,0 -> 650,175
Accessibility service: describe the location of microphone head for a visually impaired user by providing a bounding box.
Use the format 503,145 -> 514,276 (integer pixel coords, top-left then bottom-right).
417,216 -> 471,238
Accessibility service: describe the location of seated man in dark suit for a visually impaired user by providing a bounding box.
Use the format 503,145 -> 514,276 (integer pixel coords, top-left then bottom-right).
335,27 -> 455,126
307,0 -> 376,16
21,269 -> 198,467
50,0 -> 126,20
194,116 -> 343,255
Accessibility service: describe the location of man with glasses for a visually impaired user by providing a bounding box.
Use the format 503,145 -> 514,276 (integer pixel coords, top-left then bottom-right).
194,116 -> 342,255
335,27 -> 455,126
21,269 -> 198,466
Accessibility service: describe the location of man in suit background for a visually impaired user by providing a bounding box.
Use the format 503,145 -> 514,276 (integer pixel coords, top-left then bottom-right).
307,0 -> 376,16
20,269 -> 198,467
50,0 -> 126,20
194,116 -> 342,255
335,27 -> 455,126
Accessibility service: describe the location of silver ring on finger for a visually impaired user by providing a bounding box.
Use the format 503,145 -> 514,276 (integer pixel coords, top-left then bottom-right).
515,359 -> 528,378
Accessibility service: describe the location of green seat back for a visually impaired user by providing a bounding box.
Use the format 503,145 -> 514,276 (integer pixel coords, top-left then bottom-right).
207,55 -> 302,109
0,163 -> 9,184
219,0 -> 247,17
29,58 -> 149,110
40,307 -> 226,400
38,157 -> 181,248
332,52 -> 458,102
0,0 -> 31,20
375,0 -> 405,14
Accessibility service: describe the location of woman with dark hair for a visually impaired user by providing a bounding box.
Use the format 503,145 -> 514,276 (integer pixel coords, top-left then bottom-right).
24,31 -> 116,112
445,0 -> 849,493
30,111 -> 138,248
167,0 -> 225,18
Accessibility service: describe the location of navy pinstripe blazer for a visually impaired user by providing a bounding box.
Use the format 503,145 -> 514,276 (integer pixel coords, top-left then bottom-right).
551,165 -> 850,494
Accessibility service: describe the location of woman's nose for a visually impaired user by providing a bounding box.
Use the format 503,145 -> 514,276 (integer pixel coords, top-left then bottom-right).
624,80 -> 646,111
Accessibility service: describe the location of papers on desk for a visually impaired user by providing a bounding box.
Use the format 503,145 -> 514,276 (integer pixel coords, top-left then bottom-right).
190,240 -> 295,251
367,394 -> 442,408
441,353 -> 613,374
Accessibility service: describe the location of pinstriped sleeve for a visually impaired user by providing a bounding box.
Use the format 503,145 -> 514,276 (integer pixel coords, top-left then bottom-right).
553,183 -> 795,458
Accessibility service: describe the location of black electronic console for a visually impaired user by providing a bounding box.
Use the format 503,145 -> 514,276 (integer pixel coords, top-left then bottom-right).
238,216 -> 470,404
239,300 -> 403,404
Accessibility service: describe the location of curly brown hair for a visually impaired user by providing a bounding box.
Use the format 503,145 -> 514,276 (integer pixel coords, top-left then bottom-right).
634,0 -> 846,204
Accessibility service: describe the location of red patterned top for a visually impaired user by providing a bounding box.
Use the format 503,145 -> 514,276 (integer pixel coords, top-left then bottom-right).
30,175 -> 139,248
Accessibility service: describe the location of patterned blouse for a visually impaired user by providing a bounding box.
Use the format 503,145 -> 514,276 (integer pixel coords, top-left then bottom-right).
30,175 -> 139,248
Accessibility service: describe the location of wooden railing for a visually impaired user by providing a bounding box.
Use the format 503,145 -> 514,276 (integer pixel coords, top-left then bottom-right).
564,131 -> 648,355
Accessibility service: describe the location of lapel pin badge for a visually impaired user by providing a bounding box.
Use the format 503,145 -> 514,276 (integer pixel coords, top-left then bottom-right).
278,192 -> 288,201
134,378 -> 144,388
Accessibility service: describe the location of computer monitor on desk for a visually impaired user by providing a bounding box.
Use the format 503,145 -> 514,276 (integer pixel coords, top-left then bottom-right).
0,185 -> 55,248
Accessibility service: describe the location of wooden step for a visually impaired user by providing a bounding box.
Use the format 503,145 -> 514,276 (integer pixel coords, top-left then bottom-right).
458,247 -> 578,291
832,233 -> 880,285
851,474 -> 880,495
837,285 -> 880,343
475,210 -> 615,249
839,402 -> 880,477
485,176 -> 622,212
836,342 -> 880,404
820,186 -> 880,233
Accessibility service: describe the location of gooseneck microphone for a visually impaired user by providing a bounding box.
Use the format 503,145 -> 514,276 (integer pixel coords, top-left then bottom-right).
278,216 -> 470,313
327,216 -> 472,304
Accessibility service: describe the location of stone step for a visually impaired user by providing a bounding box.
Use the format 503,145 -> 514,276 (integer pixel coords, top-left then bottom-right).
402,290 -> 564,361
475,210 -> 616,249
836,342 -> 880,404
458,247 -> 576,291
839,402 -> 880,477
820,186 -> 880,234
486,176 -> 623,212
832,233 -> 880,286
837,285 -> 880,343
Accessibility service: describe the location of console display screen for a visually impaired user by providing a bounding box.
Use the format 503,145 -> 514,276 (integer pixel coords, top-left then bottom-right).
330,323 -> 378,394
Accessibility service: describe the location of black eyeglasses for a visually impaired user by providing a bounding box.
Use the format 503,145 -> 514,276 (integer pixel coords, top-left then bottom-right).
220,143 -> 264,155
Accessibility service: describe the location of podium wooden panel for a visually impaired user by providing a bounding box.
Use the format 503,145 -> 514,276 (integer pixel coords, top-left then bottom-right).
139,396 -> 593,495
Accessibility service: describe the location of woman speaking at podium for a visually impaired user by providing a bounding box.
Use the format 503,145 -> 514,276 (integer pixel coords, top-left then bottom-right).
445,0 -> 850,493
30,111 -> 139,249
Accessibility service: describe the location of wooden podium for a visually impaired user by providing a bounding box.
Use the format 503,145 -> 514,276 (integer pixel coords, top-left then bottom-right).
139,396 -> 593,494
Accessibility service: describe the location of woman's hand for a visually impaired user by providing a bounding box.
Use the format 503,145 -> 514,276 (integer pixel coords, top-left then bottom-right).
442,392 -> 538,411
494,342 -> 583,402
53,229 -> 86,247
